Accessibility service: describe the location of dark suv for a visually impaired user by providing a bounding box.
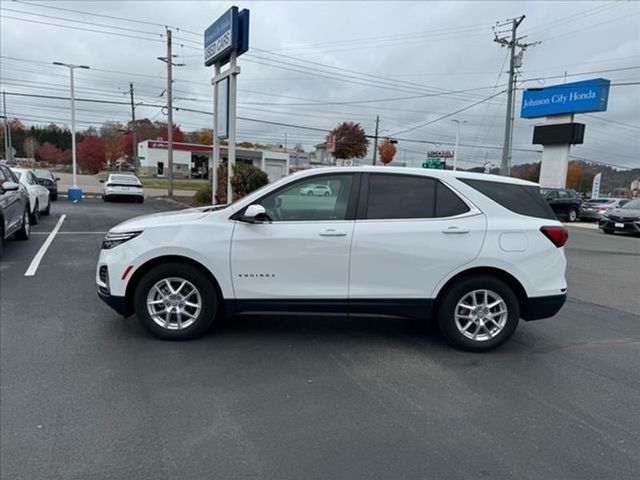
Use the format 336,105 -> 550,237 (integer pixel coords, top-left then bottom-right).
0,164 -> 31,258
541,188 -> 582,222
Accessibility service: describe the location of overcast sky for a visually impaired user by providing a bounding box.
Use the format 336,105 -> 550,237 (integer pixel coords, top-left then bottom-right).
1,0 -> 639,169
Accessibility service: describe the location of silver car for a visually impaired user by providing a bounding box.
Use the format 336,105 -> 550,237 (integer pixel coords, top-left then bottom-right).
580,198 -> 629,221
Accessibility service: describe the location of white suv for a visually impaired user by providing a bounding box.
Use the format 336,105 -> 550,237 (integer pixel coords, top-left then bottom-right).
96,167 -> 568,351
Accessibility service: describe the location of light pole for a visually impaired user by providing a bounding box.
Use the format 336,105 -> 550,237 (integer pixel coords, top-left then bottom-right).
53,61 -> 89,201
451,119 -> 468,171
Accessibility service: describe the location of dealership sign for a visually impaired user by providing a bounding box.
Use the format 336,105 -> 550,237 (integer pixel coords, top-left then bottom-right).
521,78 -> 610,119
204,7 -> 250,67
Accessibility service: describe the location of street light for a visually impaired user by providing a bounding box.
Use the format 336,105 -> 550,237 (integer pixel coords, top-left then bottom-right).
451,119 -> 468,171
53,61 -> 90,201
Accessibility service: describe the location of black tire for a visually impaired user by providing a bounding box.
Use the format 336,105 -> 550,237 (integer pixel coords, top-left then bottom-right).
30,201 -> 40,225
307,191 -> 313,196
602,228 -> 614,235
0,224 -> 4,260
14,208 -> 31,241
103,195 -> 109,202
324,191 -> 330,196
133,262 -> 218,340
51,194 -> 58,201
437,275 -> 520,352
42,200 -> 51,216
567,208 -> 578,223
137,196 -> 144,204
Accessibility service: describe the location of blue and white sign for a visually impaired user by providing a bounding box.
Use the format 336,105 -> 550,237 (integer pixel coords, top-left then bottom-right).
216,77 -> 229,140
204,7 -> 238,67
204,7 -> 250,67
521,78 -> 610,119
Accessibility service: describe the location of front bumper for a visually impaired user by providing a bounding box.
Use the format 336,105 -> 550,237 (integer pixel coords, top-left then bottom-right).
522,294 -> 566,321
599,218 -> 640,234
97,290 -> 132,317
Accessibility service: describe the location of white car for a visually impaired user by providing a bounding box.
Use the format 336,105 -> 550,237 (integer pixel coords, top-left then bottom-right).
96,167 -> 568,351
299,184 -> 332,196
11,168 -> 50,224
102,174 -> 144,203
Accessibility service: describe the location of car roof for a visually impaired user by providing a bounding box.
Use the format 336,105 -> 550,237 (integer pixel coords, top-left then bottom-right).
293,166 -> 540,187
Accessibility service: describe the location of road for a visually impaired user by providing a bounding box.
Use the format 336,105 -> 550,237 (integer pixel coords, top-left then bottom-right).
1,200 -> 639,480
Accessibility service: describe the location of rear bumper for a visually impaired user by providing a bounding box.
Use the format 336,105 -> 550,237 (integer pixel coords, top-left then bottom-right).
522,294 -> 566,321
579,210 -> 604,220
97,290 -> 131,317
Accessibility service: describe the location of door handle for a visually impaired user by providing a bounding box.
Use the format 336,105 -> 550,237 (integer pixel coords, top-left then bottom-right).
442,226 -> 470,234
319,229 -> 347,237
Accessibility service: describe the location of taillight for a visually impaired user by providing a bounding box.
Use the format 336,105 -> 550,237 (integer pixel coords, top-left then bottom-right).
540,226 -> 568,247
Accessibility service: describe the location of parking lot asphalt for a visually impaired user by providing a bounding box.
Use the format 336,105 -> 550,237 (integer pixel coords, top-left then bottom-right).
1,199 -> 639,480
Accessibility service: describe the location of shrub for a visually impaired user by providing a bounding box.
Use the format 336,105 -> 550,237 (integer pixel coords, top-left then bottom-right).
215,163 -> 269,204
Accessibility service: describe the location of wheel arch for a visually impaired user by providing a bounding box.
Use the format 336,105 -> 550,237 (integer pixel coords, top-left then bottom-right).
434,266 -> 528,318
124,255 -> 224,315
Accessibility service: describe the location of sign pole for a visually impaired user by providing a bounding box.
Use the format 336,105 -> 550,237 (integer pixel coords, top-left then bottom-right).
227,51 -> 238,205
212,62 -> 220,204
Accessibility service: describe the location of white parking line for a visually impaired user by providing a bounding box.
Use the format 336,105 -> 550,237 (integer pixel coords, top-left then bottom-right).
24,214 -> 66,277
31,231 -> 106,235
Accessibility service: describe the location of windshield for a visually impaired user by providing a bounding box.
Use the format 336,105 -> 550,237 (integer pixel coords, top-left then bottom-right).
34,169 -> 53,179
586,199 -> 613,204
110,175 -> 139,183
621,198 -> 640,209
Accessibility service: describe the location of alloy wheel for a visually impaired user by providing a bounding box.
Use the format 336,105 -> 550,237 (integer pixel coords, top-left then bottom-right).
146,277 -> 202,330
454,289 -> 508,342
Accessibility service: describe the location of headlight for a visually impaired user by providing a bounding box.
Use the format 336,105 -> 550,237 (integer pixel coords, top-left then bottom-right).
102,231 -> 142,250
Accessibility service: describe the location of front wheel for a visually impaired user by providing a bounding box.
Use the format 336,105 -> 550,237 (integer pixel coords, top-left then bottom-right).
602,228 -> 613,235
30,201 -> 40,225
437,276 -> 519,352
134,263 -> 218,340
14,208 -> 31,241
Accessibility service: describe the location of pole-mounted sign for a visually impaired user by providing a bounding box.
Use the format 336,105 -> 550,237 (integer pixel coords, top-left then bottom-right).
204,6 -> 250,204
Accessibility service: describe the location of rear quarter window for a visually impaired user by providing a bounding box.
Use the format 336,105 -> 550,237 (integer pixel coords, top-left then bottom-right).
460,178 -> 556,220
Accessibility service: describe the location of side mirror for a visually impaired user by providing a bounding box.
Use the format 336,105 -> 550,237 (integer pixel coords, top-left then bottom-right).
241,204 -> 269,223
0,181 -> 20,193
99,179 -> 105,183
55,177 -> 60,181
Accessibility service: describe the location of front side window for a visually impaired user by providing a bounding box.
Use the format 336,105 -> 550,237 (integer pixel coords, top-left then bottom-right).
257,174 -> 353,221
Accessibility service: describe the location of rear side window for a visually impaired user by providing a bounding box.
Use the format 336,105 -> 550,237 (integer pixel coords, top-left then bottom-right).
365,174 -> 469,219
366,174 -> 436,219
460,178 -> 556,220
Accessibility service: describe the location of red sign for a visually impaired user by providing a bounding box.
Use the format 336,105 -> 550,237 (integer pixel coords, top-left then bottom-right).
148,140 -> 212,153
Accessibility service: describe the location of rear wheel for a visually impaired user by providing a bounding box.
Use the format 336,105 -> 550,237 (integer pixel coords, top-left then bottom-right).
15,208 -> 31,241
437,276 -> 519,352
567,208 -> 578,223
134,263 -> 218,340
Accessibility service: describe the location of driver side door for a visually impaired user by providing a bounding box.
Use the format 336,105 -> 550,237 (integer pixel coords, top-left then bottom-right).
230,173 -> 358,302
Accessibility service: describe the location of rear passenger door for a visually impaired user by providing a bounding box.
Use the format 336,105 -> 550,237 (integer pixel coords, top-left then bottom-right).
348,173 -> 486,301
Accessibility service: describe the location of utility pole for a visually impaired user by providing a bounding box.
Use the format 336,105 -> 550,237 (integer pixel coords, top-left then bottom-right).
372,115 -> 379,165
158,28 -> 185,198
494,15 -> 539,176
451,119 -> 468,171
2,91 -> 12,162
129,82 -> 138,172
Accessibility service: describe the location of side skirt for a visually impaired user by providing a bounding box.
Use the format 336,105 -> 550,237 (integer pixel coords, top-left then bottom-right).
224,299 -> 435,320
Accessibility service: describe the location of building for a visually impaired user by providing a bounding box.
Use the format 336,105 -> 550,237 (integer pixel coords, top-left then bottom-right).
137,140 -> 290,182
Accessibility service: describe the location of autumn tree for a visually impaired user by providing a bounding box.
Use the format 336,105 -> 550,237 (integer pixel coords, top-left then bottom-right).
37,142 -> 60,164
155,122 -> 185,143
566,162 -> 582,189
326,121 -> 368,160
378,139 -> 397,165
77,135 -> 106,174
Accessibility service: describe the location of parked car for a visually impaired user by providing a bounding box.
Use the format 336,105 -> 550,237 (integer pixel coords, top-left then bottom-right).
101,174 -> 144,203
299,184 -> 332,196
580,198 -> 629,221
0,165 -> 31,258
34,169 -> 60,201
97,167 -> 568,352
540,187 -> 582,222
598,198 -> 640,235
11,168 -> 50,225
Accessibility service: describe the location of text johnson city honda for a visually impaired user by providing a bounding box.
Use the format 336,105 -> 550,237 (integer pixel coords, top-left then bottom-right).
97,167 -> 568,351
